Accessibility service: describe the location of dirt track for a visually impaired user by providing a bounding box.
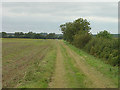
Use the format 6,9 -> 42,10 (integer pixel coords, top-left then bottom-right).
49,40 -> 117,88
49,41 -> 67,88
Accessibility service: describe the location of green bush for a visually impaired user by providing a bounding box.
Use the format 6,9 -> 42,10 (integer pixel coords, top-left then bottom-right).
84,37 -> 118,66
96,30 -> 112,39
73,30 -> 92,48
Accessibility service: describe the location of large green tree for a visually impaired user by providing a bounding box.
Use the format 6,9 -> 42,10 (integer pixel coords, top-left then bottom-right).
60,18 -> 91,43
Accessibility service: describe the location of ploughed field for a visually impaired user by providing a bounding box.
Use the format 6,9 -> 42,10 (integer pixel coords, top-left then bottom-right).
2,38 -> 118,88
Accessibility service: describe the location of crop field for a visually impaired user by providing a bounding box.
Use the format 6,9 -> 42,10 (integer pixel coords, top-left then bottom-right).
2,38 -> 118,88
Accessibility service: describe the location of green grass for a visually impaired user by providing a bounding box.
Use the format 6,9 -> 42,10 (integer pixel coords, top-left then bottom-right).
64,40 -> 118,86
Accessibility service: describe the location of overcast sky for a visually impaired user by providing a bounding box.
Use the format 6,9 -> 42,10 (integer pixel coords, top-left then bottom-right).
2,2 -> 118,34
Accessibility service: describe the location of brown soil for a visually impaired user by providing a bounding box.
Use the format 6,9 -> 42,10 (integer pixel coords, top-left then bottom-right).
2,45 -> 49,87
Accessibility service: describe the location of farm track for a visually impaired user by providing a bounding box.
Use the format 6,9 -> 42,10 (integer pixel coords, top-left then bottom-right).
62,41 -> 116,88
49,41 -> 67,88
49,40 -> 116,88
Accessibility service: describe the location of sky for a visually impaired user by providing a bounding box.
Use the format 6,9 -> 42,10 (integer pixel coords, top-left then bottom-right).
2,2 -> 118,34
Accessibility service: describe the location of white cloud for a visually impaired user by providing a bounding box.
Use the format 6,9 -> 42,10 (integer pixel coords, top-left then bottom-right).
84,16 -> 118,23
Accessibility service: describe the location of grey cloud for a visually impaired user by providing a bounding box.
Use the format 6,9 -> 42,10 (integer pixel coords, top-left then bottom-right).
2,2 -> 118,34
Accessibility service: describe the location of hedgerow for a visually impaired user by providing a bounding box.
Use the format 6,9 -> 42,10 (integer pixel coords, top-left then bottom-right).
60,18 -> 119,66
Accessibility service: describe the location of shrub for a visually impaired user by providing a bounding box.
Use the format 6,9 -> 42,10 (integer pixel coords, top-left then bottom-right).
73,30 -> 92,48
84,36 -> 118,66
96,30 -> 112,39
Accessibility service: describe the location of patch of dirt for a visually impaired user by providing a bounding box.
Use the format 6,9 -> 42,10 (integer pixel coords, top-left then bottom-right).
2,46 -> 49,88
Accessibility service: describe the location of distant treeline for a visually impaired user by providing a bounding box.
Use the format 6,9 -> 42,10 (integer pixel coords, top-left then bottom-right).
1,32 -> 63,39
60,18 -> 119,66
93,34 -> 119,38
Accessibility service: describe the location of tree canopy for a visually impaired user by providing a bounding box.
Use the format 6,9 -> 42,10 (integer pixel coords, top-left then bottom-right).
1,32 -> 63,39
60,18 -> 91,43
96,30 -> 112,39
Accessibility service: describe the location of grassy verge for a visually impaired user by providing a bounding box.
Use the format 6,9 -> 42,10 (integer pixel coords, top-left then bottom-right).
60,44 -> 89,88
18,45 -> 57,88
64,40 -> 118,86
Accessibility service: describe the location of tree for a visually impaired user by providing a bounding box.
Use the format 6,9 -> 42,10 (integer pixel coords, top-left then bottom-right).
96,30 -> 112,39
60,18 -> 91,43
46,33 -> 56,39
34,34 -> 44,39
58,35 -> 63,39
25,32 -> 35,38
14,32 -> 24,38
2,32 -> 7,38
73,30 -> 92,48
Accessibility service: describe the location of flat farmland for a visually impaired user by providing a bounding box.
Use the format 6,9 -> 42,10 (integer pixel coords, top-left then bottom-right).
2,38 -> 57,88
2,38 -> 118,88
